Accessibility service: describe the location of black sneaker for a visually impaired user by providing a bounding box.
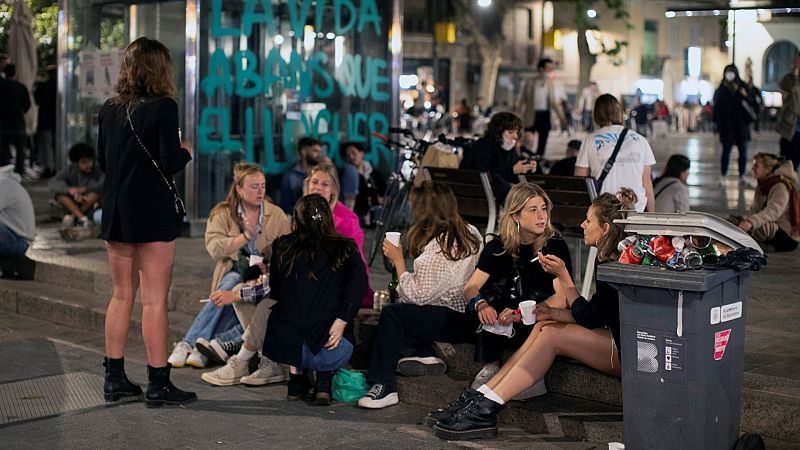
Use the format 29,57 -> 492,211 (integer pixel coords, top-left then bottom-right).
423,388 -> 481,427
287,372 -> 310,401
433,395 -> 503,440
357,383 -> 399,409
195,338 -> 242,366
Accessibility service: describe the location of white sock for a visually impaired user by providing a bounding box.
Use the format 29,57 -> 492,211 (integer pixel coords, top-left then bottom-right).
482,387 -> 506,405
237,347 -> 256,361
477,384 -> 491,395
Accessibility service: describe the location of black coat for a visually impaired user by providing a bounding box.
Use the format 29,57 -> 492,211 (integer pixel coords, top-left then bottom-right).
97,98 -> 191,242
0,78 -> 31,131
34,78 -> 57,131
263,236 -> 368,367
713,82 -> 757,145
459,136 -> 520,204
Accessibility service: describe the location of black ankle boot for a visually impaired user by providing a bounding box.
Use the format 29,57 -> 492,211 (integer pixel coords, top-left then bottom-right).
103,357 -> 143,402
433,395 -> 503,440
287,372 -> 310,401
311,371 -> 333,406
423,388 -> 481,427
145,364 -> 197,408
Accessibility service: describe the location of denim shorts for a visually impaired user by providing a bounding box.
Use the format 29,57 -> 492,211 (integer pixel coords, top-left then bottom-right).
301,338 -> 353,372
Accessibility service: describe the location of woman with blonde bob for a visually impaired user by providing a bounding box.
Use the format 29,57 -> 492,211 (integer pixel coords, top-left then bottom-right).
97,37 -> 193,407
430,189 -> 637,440
357,181 -> 482,409
461,182 -> 572,399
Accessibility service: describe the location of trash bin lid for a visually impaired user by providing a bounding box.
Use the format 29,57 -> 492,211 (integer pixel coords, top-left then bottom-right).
615,211 -> 763,255
596,262 -> 742,291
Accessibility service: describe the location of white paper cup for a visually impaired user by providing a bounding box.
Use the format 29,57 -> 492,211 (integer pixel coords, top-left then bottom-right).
385,232 -> 401,246
608,443 -> 625,450
519,300 -> 537,325
249,255 -> 264,266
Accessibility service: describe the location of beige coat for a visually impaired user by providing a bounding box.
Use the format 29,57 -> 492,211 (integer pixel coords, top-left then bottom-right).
516,73 -> 565,128
205,201 -> 291,291
746,161 -> 799,241
777,72 -> 800,141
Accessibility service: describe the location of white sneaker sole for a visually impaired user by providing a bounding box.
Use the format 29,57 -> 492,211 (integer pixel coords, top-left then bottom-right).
185,359 -> 207,369
397,357 -> 447,377
201,372 -> 242,386
240,374 -> 285,386
357,392 -> 399,409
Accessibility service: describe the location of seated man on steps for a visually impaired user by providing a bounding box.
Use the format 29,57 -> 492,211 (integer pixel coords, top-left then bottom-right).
49,143 -> 104,230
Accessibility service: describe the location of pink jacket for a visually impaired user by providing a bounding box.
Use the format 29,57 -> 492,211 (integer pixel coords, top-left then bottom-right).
333,202 -> 374,306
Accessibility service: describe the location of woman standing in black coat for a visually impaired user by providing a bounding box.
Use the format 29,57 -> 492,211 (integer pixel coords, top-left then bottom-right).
713,64 -> 758,184
97,37 -> 194,407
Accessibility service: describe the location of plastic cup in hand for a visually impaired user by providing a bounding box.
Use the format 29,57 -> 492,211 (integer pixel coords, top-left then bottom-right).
385,232 -> 401,246
518,300 -> 537,325
249,255 -> 264,266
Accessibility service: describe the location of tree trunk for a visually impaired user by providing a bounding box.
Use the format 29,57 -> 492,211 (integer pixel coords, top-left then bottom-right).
576,21 -> 597,95
478,45 -> 502,106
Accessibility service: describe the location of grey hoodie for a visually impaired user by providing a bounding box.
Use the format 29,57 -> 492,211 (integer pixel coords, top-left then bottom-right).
0,165 -> 36,243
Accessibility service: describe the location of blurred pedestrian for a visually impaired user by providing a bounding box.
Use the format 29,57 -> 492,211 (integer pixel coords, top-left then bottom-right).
516,58 -> 565,157
34,66 -> 57,178
777,52 -> 800,171
0,64 -> 31,175
713,64 -> 759,184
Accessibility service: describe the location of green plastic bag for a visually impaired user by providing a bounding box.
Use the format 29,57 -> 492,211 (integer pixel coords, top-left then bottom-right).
332,368 -> 369,403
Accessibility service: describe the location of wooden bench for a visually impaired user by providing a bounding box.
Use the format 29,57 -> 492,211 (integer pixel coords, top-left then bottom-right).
423,168 -> 497,235
519,174 -> 598,296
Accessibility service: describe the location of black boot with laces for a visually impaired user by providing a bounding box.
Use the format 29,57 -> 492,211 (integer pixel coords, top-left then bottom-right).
423,388 -> 481,426
433,394 -> 503,440
145,364 -> 197,408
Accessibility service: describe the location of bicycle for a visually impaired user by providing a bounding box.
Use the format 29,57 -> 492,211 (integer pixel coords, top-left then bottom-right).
366,130 -> 477,272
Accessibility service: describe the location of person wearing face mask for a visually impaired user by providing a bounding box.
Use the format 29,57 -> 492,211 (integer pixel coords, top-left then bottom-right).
713,64 -> 759,185
459,112 -> 536,204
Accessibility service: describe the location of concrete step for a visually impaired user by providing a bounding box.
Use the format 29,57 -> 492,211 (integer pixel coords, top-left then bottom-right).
0,279 -> 197,345
396,374 -> 623,443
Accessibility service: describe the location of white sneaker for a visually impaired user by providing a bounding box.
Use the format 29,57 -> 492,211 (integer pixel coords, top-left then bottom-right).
357,384 -> 399,409
167,341 -> 192,368
511,379 -> 547,401
185,348 -> 208,368
77,216 -> 92,228
61,214 -> 76,228
396,356 -> 447,377
201,355 -> 249,386
241,357 -> 285,386
470,362 -> 500,390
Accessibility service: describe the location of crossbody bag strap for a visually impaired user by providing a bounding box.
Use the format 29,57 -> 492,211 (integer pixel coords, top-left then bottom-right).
597,127 -> 628,190
125,104 -> 179,198
654,179 -> 679,199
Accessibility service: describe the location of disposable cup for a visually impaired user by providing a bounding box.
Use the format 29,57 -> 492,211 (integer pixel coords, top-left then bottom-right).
519,300 -> 537,325
249,255 -> 264,266
385,232 -> 401,246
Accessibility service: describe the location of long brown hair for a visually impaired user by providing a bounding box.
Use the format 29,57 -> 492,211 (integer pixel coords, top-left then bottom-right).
497,182 -> 557,258
406,181 -> 481,261
111,37 -> 175,107
209,162 -> 265,226
591,188 -> 637,262
275,194 -> 357,279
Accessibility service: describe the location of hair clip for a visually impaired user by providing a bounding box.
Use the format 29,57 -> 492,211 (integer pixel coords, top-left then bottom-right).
311,208 -> 322,221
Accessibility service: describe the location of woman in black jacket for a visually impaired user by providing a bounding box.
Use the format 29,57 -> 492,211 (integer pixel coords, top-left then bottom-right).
263,194 -> 368,406
97,37 -> 194,407
458,112 -> 536,204
713,64 -> 758,184
429,189 -> 637,441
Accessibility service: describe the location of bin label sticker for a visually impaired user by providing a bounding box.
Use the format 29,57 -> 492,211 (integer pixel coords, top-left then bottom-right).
714,329 -> 731,361
636,331 -> 658,374
710,307 -> 721,325
662,336 -> 686,382
720,302 -> 742,323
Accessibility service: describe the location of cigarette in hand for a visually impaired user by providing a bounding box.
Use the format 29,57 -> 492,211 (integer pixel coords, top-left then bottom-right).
530,256 -> 540,263
199,299 -> 211,303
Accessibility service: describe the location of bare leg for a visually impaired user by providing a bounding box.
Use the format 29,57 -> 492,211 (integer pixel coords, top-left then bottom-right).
137,240 -> 176,367
105,241 -> 140,358
484,320 -> 551,389
491,323 -> 620,401
56,194 -> 84,218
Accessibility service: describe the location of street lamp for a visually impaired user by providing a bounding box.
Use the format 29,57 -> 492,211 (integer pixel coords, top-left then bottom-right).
477,0 -> 491,7
587,9 -> 597,18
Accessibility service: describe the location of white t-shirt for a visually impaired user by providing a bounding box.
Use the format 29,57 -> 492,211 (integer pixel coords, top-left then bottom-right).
533,79 -> 549,111
576,125 -> 656,212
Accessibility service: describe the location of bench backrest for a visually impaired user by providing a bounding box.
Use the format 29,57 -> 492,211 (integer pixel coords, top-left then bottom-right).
423,168 -> 497,235
518,174 -> 597,235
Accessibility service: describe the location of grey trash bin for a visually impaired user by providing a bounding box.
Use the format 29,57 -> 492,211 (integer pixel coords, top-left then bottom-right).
596,212 -> 762,450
